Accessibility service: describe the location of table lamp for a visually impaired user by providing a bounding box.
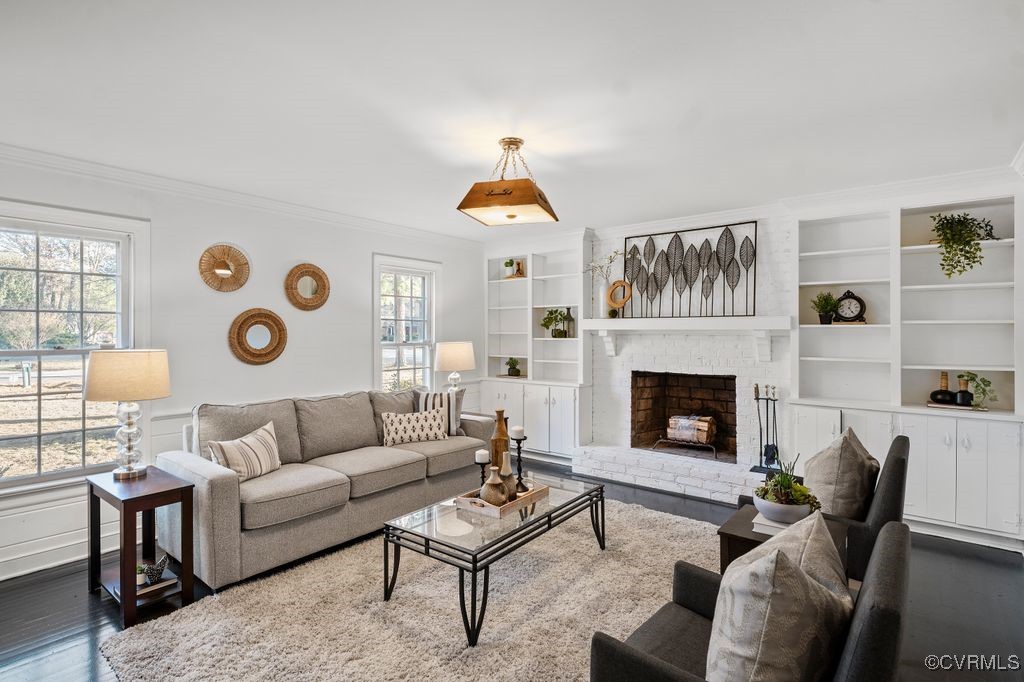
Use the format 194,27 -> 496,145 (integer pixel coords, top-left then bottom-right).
434,341 -> 475,391
85,349 -> 171,481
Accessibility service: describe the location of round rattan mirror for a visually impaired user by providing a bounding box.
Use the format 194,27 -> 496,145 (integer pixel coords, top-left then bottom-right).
284,263 -> 330,310
199,244 -> 250,292
228,308 -> 287,364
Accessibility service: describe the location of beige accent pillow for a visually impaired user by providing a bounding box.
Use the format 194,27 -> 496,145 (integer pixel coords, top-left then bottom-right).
706,513 -> 853,682
804,427 -> 880,519
207,421 -> 282,482
381,407 -> 448,446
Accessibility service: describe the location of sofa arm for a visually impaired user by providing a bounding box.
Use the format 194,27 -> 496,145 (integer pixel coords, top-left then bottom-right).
591,632 -> 704,682
155,450 -> 242,590
459,413 -> 495,442
673,561 -> 721,620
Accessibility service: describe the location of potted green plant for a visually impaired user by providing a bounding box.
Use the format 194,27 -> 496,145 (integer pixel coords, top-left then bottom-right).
810,291 -> 838,324
753,455 -> 821,524
540,308 -> 569,338
506,357 -> 521,377
957,372 -> 997,411
135,564 -> 148,586
503,258 -> 516,278
931,212 -> 997,278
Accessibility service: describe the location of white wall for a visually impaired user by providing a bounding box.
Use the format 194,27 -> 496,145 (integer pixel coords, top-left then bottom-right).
0,156 -> 485,580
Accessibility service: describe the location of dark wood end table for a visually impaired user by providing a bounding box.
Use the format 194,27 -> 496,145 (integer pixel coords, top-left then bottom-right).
87,467 -> 195,628
717,504 -> 847,574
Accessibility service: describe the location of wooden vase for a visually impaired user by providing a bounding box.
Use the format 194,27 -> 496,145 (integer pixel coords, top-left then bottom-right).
490,409 -> 509,469
480,466 -> 508,506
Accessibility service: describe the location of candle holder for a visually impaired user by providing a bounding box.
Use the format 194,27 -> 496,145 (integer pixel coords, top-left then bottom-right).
478,462 -> 487,485
512,436 -> 528,493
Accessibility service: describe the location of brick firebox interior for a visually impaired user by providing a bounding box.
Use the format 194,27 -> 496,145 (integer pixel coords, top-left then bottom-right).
630,371 -> 738,461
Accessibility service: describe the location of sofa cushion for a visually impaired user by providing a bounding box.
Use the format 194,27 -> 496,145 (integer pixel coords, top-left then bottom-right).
368,387 -> 422,444
706,513 -> 853,682
294,392 -> 378,460
208,421 -> 281,482
194,398 -> 302,464
238,463 -> 350,530
308,446 -> 426,498
393,435 -> 485,477
626,602 -> 712,679
804,427 -> 881,520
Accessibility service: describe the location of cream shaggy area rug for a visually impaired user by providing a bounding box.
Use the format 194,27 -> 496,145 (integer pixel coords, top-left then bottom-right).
101,500 -> 719,681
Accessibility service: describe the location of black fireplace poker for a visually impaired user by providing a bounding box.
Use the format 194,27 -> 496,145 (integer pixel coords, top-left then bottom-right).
751,383 -> 780,475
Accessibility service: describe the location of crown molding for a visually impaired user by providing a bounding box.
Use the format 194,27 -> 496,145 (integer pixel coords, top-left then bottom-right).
1012,140 -> 1024,179
0,142 -> 483,248
591,203 -> 784,241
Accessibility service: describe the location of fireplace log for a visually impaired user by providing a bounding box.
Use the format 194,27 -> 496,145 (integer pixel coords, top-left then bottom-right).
666,415 -> 716,445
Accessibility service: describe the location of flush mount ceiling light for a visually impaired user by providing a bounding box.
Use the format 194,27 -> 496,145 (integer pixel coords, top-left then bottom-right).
457,137 -> 558,226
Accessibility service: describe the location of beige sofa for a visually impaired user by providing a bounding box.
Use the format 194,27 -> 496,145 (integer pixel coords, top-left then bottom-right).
156,388 -> 491,590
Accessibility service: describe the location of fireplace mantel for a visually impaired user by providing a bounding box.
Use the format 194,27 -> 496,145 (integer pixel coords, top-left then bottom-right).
579,316 -> 790,360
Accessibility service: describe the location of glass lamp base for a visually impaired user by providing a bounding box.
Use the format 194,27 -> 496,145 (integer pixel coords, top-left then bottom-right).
112,464 -> 148,481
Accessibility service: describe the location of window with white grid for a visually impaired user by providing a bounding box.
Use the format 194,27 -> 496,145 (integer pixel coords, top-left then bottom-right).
373,256 -> 437,391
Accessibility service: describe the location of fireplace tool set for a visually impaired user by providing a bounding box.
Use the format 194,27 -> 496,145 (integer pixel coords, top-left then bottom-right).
752,383 -> 780,474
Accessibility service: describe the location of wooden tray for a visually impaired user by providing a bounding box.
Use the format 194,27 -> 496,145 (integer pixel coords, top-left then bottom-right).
455,483 -> 550,518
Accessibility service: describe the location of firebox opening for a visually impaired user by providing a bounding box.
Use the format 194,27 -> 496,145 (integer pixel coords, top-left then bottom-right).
630,371 -> 737,464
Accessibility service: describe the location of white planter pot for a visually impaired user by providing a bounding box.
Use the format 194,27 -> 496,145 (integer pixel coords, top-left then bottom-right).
504,266 -> 516,278
753,495 -> 811,524
136,573 -> 147,586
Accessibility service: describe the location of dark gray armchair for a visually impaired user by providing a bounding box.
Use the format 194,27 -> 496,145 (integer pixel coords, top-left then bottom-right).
739,435 -> 910,581
591,521 -> 911,682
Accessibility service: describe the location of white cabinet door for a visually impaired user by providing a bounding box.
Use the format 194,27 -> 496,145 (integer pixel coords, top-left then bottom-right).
925,417 -> 957,523
986,423 -> 1022,535
523,384 -> 551,453
549,386 -> 577,455
793,405 -> 841,476
897,414 -> 927,515
479,380 -> 501,418
955,420 -> 989,528
502,383 -> 525,432
841,410 -> 894,466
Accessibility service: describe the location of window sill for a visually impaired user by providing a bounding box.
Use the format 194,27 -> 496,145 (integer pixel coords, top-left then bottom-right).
0,464 -> 115,498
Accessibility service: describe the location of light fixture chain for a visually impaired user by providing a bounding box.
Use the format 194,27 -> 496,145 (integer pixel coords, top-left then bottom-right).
516,149 -> 535,182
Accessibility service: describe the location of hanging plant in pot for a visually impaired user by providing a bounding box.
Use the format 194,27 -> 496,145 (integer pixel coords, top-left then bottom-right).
810,291 -> 838,325
541,308 -> 569,338
753,455 -> 821,524
931,212 -> 997,278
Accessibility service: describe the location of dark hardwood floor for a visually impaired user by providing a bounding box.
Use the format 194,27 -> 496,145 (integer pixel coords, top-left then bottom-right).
1,461 -> 1021,681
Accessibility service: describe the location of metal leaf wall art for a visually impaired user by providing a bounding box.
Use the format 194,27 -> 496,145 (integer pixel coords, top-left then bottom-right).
621,221 -> 757,318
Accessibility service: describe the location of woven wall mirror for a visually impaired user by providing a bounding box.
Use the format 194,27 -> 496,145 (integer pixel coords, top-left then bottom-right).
229,308 -> 287,364
199,243 -> 250,292
284,263 -> 330,310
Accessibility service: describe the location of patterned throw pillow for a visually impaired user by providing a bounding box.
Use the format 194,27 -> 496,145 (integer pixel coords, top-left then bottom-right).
207,421 -> 282,482
804,427 -> 881,520
382,407 -> 449,446
413,388 -> 465,436
706,513 -> 853,681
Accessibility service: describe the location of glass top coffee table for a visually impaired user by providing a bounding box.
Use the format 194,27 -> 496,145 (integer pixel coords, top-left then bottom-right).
383,472 -> 605,646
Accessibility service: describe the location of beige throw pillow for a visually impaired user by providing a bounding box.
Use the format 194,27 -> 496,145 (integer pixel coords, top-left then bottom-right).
207,421 -> 282,482
382,407 -> 448,446
414,388 -> 465,436
706,513 -> 853,682
804,427 -> 880,519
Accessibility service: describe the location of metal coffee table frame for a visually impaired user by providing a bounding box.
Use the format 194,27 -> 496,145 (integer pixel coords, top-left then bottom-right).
383,484 -> 605,646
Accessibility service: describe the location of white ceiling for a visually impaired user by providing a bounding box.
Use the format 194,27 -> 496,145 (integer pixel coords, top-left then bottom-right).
1,1 -> 1022,241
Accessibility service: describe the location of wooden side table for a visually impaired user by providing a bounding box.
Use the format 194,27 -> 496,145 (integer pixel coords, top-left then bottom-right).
717,504 -> 847,574
87,467 -> 195,628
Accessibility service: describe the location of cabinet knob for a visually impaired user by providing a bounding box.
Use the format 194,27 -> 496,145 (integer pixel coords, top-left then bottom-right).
961,435 -> 970,450
551,396 -> 557,405
943,433 -> 951,447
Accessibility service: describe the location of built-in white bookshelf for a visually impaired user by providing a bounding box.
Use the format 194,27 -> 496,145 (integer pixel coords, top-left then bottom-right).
484,236 -> 591,384
793,194 -> 1022,416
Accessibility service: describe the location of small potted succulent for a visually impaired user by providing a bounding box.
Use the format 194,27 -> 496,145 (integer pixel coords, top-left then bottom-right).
810,291 -> 838,325
135,564 -> 148,586
541,308 -> 569,338
503,258 -> 516,278
506,357 -> 521,377
753,455 -> 821,524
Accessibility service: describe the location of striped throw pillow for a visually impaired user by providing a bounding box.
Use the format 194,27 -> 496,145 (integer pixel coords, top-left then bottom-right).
382,407 -> 448,446
207,421 -> 282,482
415,388 -> 464,436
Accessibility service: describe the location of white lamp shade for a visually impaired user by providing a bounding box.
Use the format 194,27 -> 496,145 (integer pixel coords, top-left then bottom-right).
434,342 -> 475,372
85,349 -> 171,402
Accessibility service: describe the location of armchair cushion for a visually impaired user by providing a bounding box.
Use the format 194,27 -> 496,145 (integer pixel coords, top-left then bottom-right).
194,398 -> 302,464
238,463 -> 350,530
626,603 -> 713,679
308,446 -> 426,497
804,427 -> 880,520
294,392 -> 378,459
393,435 -> 485,477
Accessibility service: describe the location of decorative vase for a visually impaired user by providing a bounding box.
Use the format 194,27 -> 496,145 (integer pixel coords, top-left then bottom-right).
818,313 -> 833,325
508,367 -> 521,377
490,409 -> 509,469
500,451 -> 517,500
504,265 -> 515,278
480,467 -> 508,506
956,378 -> 974,407
753,495 -> 812,524
930,371 -> 956,405
564,307 -> 575,338
552,328 -> 567,338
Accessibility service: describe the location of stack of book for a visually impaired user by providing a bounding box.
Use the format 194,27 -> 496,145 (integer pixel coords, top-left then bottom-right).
752,513 -> 790,536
